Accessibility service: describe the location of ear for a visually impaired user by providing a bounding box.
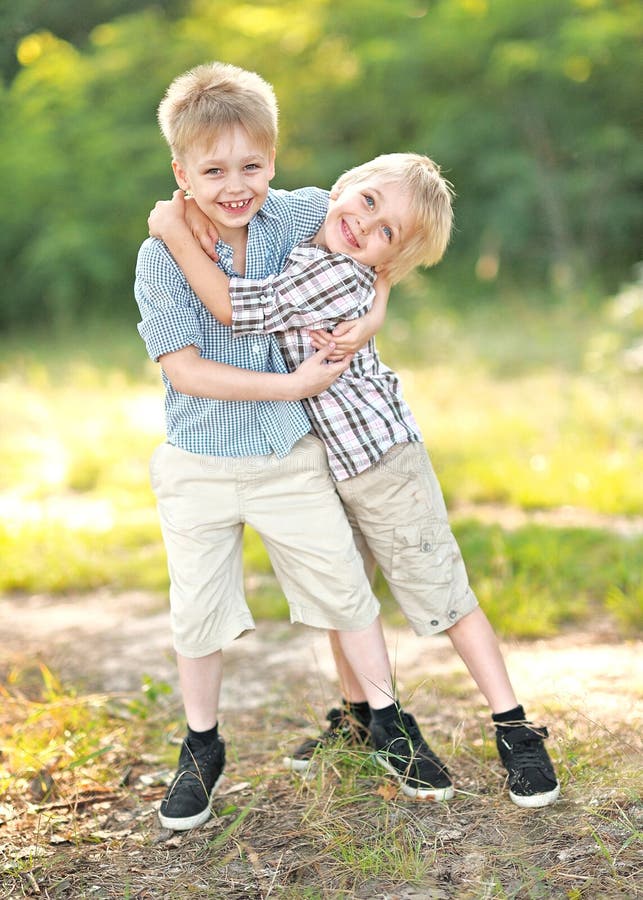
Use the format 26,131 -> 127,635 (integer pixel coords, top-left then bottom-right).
267,147 -> 276,180
172,158 -> 190,192
329,187 -> 340,200
374,264 -> 393,281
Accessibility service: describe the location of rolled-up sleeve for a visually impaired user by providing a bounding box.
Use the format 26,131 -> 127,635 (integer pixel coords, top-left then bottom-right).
134,238 -> 204,362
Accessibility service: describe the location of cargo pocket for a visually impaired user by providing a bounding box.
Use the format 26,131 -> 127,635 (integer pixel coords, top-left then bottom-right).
390,520 -> 454,585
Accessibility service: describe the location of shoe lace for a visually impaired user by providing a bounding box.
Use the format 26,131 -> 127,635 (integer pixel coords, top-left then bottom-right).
499,725 -> 549,769
185,740 -> 217,768
170,740 -> 219,795
398,713 -> 444,766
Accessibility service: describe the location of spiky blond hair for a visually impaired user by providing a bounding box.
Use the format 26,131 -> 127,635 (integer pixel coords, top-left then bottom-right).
332,153 -> 454,283
157,61 -> 278,159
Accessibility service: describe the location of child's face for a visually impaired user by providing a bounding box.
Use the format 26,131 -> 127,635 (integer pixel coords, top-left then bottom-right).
172,124 -> 275,242
323,180 -> 416,271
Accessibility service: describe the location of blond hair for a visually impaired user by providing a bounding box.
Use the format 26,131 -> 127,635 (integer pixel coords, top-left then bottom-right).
157,61 -> 278,159
332,153 -> 454,283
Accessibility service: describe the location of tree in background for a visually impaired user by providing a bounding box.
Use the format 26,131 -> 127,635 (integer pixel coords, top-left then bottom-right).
289,0 -> 642,289
0,0 -> 640,328
0,0 -> 189,81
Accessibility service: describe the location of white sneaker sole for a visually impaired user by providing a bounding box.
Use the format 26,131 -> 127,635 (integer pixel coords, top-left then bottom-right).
158,773 -> 224,831
509,781 -> 561,809
375,753 -> 455,801
283,755 -> 317,777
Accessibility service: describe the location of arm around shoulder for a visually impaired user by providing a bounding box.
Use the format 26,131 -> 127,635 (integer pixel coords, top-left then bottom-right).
147,190 -> 232,325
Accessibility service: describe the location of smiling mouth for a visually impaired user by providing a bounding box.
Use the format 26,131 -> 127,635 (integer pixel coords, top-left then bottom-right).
220,199 -> 253,211
341,219 -> 359,247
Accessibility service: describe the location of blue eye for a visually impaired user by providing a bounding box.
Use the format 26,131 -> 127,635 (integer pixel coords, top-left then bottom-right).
364,194 -> 375,208
383,225 -> 393,241
245,163 -> 259,171
206,167 -> 222,176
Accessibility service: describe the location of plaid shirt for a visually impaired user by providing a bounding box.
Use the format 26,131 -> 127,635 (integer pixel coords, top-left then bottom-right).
135,187 -> 328,457
229,242 -> 422,480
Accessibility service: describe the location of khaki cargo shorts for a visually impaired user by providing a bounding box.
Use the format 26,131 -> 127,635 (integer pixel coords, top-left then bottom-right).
334,441 -> 478,636
150,434 -> 379,657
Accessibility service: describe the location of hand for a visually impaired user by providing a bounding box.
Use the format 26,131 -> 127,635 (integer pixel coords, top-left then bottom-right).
148,190 -> 189,242
291,342 -> 353,398
184,196 -> 220,261
308,317 -> 375,360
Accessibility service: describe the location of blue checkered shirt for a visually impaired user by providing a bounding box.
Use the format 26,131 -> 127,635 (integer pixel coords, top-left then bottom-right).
135,187 -> 328,457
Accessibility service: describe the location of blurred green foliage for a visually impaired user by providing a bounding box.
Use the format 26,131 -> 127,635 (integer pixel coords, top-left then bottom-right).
0,0 -> 641,328
0,0 -> 189,80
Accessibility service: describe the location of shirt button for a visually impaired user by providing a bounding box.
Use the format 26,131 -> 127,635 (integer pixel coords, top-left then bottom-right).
422,542 -> 432,552
252,345 -> 261,355
448,610 -> 457,620
430,619 -> 439,627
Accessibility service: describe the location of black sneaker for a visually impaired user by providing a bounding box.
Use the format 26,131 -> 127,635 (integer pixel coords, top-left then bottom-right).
495,723 -> 560,808
158,734 -> 226,830
370,710 -> 454,801
283,707 -> 371,773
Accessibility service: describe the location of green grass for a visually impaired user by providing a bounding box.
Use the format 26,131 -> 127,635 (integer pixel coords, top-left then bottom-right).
1,285 -> 642,637
383,277 -> 643,514
372,520 -> 643,637
401,366 -> 642,514
268,702 -> 641,899
0,663 -> 166,805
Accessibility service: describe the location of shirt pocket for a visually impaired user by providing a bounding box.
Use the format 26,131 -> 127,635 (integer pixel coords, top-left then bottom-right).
390,520 -> 454,585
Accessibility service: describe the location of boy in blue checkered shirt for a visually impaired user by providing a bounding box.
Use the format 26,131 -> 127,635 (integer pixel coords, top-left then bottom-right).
148,145 -> 560,811
136,61 -> 465,832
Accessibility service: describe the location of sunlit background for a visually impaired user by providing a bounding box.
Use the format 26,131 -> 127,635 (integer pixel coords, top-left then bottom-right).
0,6 -> 642,895
0,0 -> 641,636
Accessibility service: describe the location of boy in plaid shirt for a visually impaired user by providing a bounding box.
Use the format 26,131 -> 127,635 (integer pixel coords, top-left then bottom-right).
149,151 -> 560,809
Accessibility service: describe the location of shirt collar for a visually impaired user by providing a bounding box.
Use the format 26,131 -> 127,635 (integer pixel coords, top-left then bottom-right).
214,198 -> 275,277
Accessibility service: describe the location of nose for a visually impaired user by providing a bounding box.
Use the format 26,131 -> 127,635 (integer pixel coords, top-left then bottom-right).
225,170 -> 244,194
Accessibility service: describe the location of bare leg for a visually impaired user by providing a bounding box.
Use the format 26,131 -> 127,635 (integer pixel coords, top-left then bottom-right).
445,607 -> 517,714
335,617 -> 395,710
328,629 -> 368,703
329,606 -> 517,715
176,650 -> 223,731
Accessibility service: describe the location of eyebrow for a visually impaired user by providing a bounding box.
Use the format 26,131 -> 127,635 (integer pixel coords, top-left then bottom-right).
199,154 -> 265,167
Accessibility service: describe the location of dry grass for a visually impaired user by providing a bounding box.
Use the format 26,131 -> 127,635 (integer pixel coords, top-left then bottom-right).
1,637 -> 641,900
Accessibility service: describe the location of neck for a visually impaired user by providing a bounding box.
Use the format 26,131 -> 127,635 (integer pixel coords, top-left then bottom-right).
312,224 -> 328,248
219,224 -> 248,249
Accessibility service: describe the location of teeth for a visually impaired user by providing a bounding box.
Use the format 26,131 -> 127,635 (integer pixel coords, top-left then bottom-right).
224,200 -> 248,209
342,220 -> 357,246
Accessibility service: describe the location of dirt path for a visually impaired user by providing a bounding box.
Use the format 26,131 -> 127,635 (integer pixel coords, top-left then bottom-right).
2,590 -> 640,729
2,590 -> 641,899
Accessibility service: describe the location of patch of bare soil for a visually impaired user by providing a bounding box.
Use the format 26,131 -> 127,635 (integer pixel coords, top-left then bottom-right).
1,590 -> 641,899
